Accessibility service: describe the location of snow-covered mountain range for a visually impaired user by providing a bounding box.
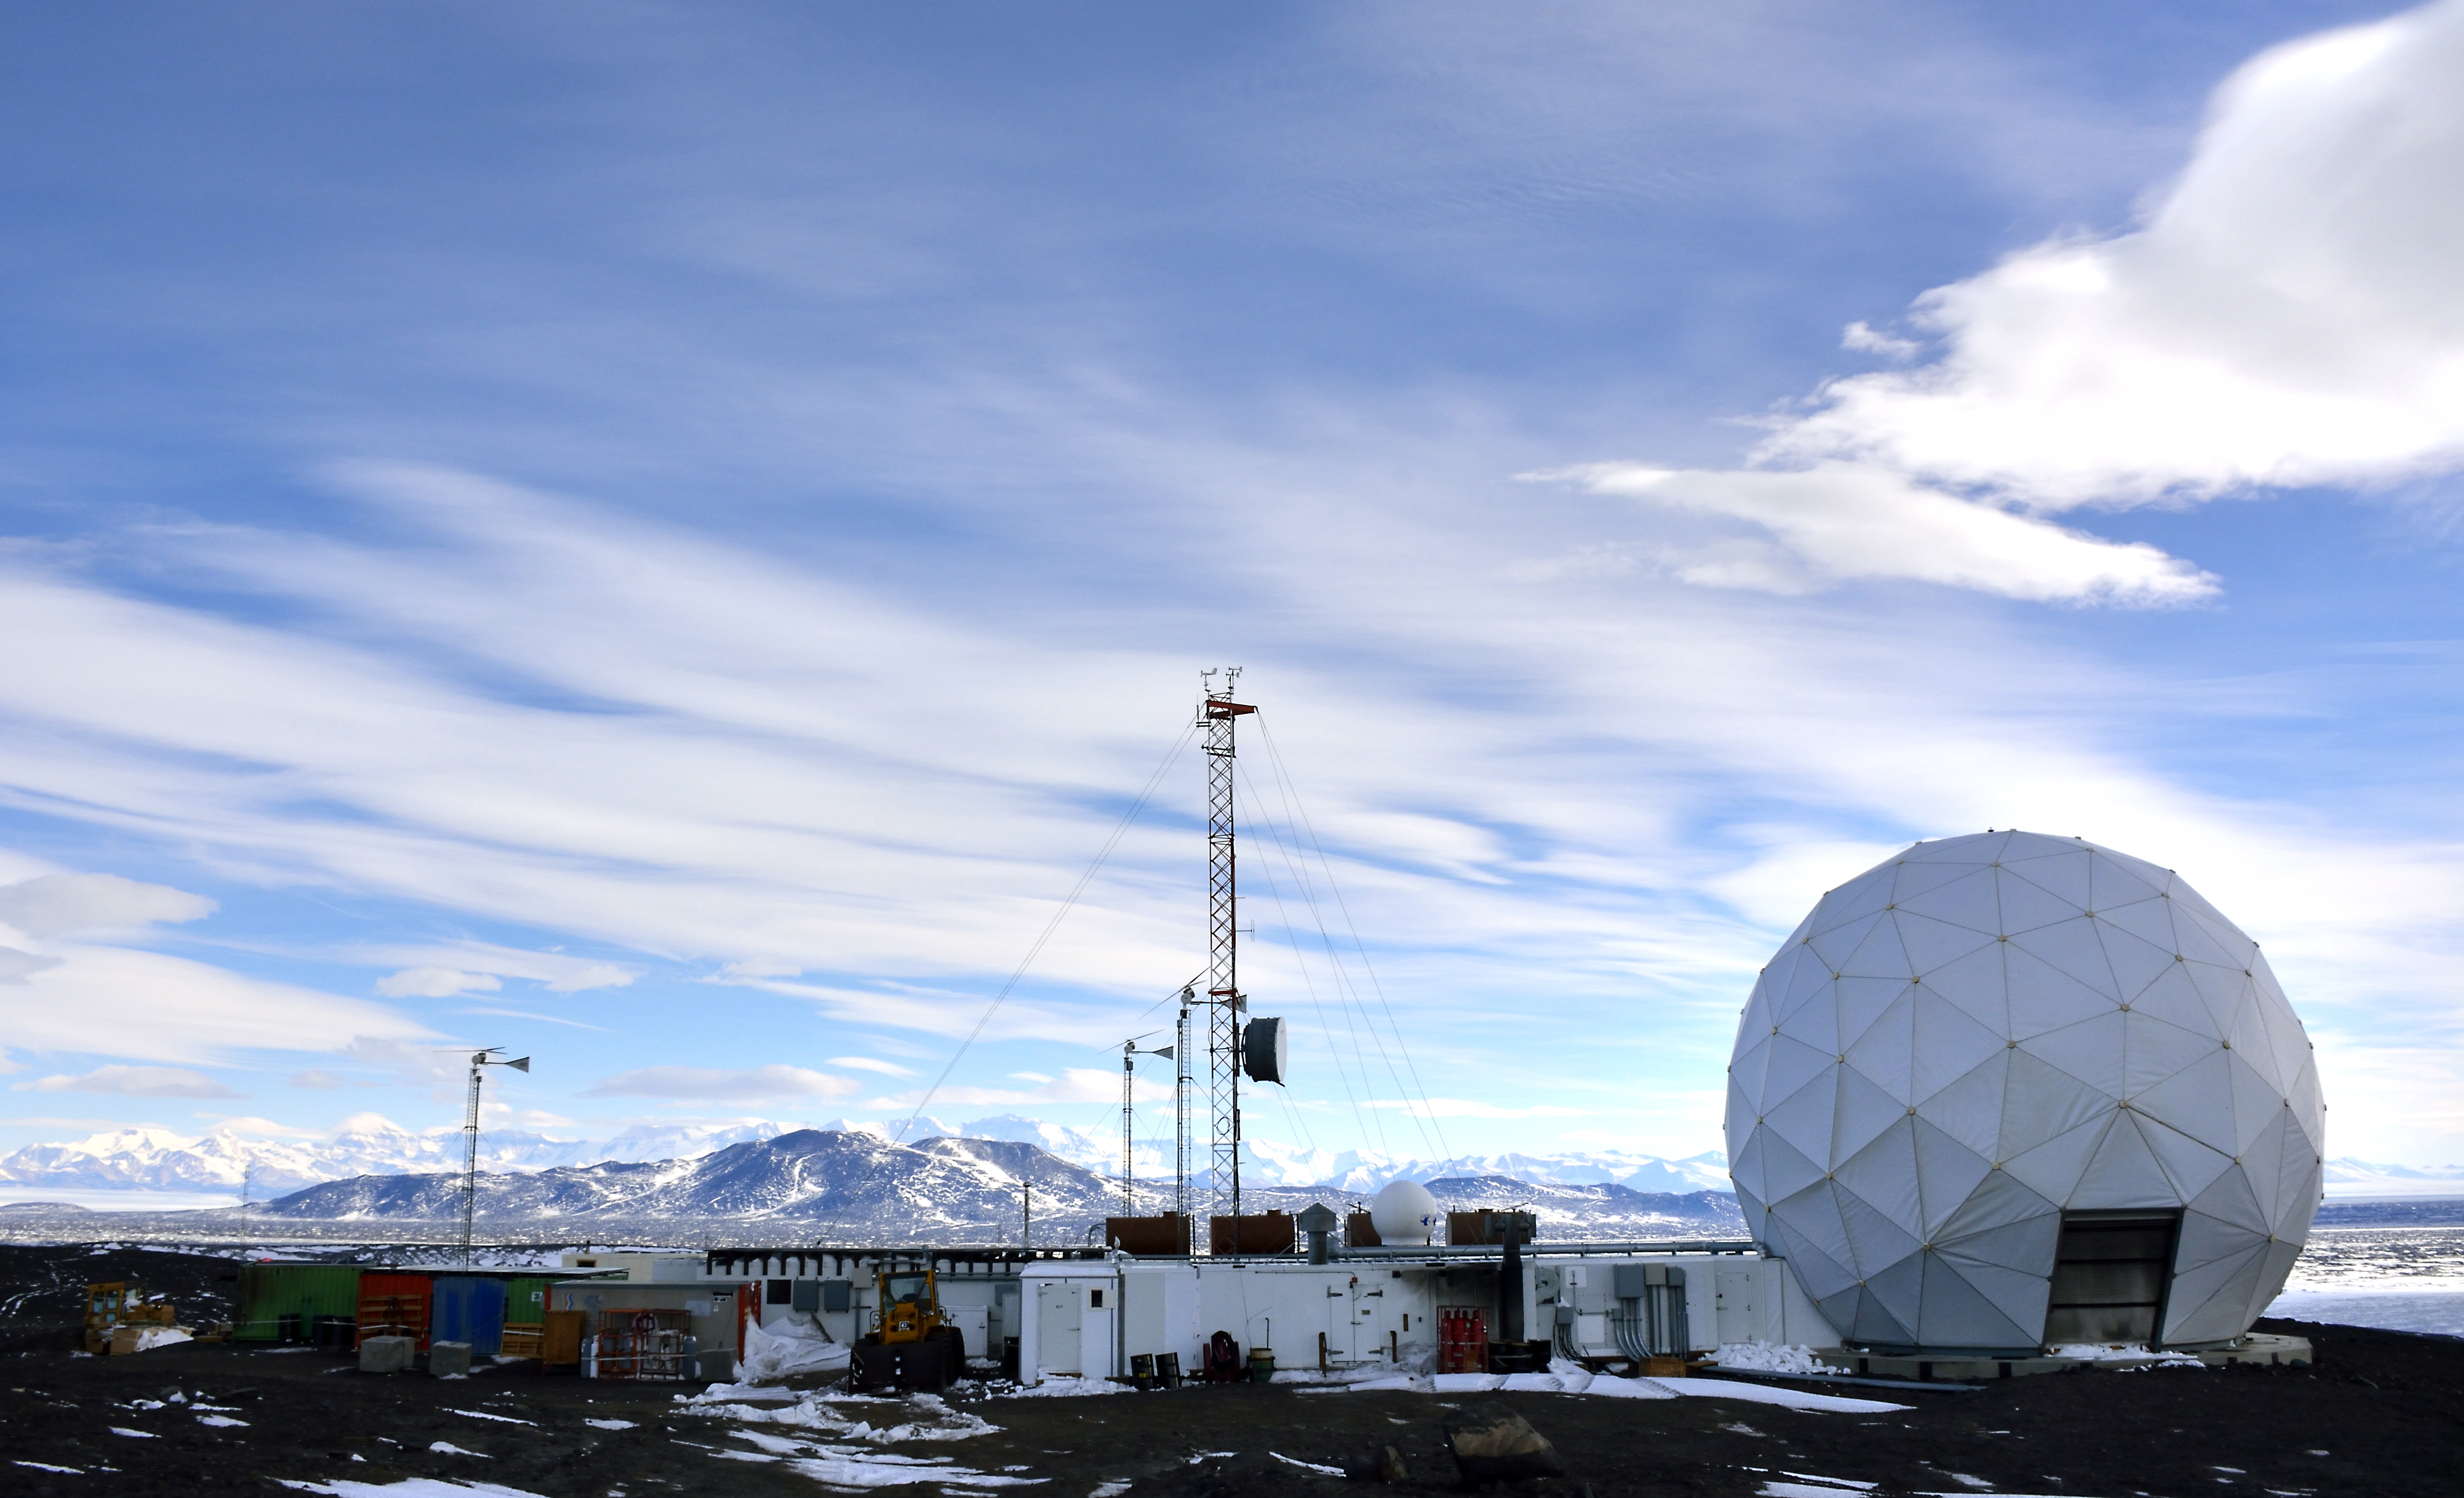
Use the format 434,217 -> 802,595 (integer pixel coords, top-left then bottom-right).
9,1111 -> 2457,1207
2321,1157 -> 2464,1197
246,1128 -> 1745,1242
0,1112 -> 1736,1198
0,1116 -> 807,1196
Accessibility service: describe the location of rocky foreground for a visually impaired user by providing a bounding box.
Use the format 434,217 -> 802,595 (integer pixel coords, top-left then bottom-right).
3,1244 -> 2459,1497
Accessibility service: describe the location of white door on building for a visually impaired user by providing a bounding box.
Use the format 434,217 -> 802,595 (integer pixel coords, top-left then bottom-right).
1036,1284 -> 1083,1376
1080,1284 -> 1115,1381
1714,1263 -> 1757,1346
1340,1271 -> 1399,1360
950,1304 -> 989,1358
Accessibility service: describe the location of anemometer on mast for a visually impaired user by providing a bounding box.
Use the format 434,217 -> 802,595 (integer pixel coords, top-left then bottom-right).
455,1046 -> 530,1266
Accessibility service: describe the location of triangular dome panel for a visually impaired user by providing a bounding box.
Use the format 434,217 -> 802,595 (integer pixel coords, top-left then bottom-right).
2129,1050 -> 2235,1150
1999,947 -> 2120,1039
2184,1160 -> 2269,1240
2129,964 -> 2221,1041
1932,1248 -> 2054,1344
1916,1252 -> 2036,1349
2123,1011 -> 2221,1097
1997,1048 -> 2116,1161
2132,1111 -> 2236,1202
2159,1240 -> 2268,1346
1763,1033 -> 1836,1109
2002,1112 -> 2115,1206
1754,1123 -> 1827,1206
2096,922 -> 2178,1005
2069,1112 -> 2180,1209
1762,1066 -> 1842,1169
1895,909 -> 1998,973
1992,865 -> 2084,934
1910,1115 -> 1994,1238
1835,1169 -> 1924,1277
2093,896 -> 2178,957
1770,1179 -> 1856,1273
1831,1061 -> 1910,1167
2085,852 -> 2165,911
1910,989 -> 2007,1103
1835,1117 -> 1922,1238
1897,869 -> 2001,934
2000,845 -> 2091,908
1936,1164 -> 2059,1245
1843,989 -> 1918,1103
2018,1011 -> 2127,1099
1806,910 -> 1884,970
2008,918 -> 2118,998
1833,975 -> 1908,1052
1916,941 -> 2012,1034
1915,1051 -> 2005,1159
1859,1249 -> 1927,1341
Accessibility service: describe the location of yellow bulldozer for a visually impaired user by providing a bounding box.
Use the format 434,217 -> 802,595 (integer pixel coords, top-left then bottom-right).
850,1266 -> 967,1391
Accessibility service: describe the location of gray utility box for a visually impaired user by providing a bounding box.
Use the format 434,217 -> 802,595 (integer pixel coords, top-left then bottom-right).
359,1335 -> 415,1374
429,1340 -> 473,1378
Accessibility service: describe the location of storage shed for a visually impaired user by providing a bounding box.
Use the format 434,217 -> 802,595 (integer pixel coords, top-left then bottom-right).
234,1264 -> 361,1343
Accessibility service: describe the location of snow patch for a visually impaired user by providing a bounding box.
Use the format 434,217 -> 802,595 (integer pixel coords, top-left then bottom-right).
1002,1376 -> 1128,1398
279,1480 -> 556,1498
1712,1342 -> 1828,1375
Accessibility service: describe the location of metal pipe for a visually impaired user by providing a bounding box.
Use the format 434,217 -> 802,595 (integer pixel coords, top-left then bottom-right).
1335,1240 -> 1757,1261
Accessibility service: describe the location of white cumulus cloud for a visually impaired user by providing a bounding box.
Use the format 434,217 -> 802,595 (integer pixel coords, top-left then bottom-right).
1547,1 -> 2464,601
1768,0 -> 2464,507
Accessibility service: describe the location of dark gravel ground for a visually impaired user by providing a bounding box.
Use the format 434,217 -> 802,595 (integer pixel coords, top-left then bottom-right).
4,1245 -> 2460,1496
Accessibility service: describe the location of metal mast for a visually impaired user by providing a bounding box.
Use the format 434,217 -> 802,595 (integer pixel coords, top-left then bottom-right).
1200,669 -> 1255,1225
1174,988 -> 1193,1221
1120,1040 -> 1136,1214
459,1047 -> 530,1267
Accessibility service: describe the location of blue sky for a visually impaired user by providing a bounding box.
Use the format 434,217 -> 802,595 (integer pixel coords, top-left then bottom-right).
4,0 -> 2461,1172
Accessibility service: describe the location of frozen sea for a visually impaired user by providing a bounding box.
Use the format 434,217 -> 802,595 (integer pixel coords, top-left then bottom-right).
2267,1220 -> 2464,1336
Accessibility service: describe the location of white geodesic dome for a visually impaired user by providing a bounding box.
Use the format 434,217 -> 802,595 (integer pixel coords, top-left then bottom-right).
1725,830 -> 2325,1352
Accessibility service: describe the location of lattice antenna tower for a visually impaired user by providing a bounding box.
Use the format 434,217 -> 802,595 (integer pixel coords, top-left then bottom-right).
459,1046 -> 531,1266
1200,668 -> 1255,1221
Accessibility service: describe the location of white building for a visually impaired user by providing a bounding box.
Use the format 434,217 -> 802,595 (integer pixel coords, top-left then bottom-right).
688,1241 -> 1831,1382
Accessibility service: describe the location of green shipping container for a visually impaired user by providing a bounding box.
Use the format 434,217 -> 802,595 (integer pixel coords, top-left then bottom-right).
502,1276 -> 552,1327
235,1264 -> 363,1342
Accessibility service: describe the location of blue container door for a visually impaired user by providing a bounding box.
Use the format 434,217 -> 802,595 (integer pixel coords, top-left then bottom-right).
430,1278 -> 508,1356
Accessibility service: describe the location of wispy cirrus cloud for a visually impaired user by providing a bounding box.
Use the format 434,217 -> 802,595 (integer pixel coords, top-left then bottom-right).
584,1065 -> 861,1103
1529,462 -> 2217,605
19,1065 -> 245,1100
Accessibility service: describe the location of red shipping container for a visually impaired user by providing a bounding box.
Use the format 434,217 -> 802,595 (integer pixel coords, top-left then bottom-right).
357,1272 -> 434,1351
